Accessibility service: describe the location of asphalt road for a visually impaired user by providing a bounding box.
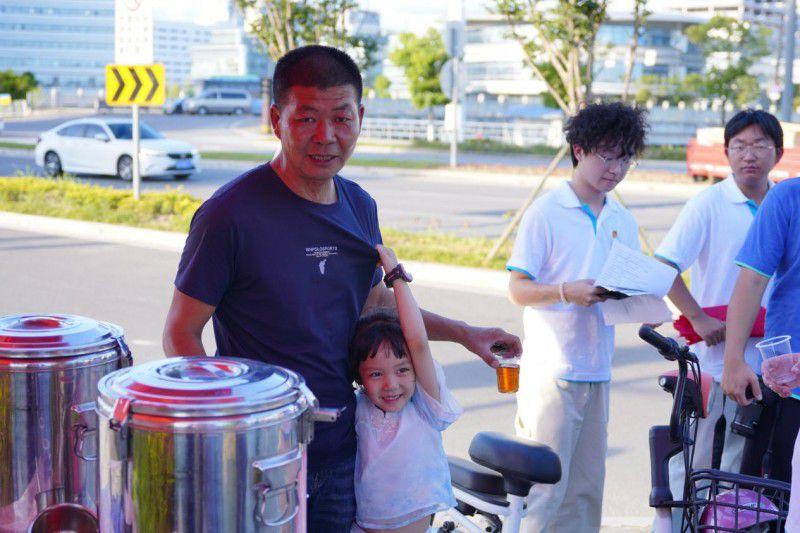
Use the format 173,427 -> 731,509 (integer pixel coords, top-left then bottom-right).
0,149 -> 692,244
1,111 -> 687,172
0,226 -> 679,529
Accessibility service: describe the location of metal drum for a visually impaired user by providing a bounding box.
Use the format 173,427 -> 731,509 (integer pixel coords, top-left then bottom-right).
0,314 -> 131,532
96,357 -> 333,533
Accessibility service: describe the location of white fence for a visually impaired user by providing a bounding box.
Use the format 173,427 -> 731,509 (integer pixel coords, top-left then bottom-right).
361,115 -> 716,147
360,117 -> 563,147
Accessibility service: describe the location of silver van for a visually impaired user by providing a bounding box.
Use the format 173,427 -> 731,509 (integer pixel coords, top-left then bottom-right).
184,89 -> 252,115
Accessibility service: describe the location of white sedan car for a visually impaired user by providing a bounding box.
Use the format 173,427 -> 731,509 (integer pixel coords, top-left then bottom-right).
35,118 -> 200,181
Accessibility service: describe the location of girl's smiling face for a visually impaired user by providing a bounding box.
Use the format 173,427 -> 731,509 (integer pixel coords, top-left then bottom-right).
358,342 -> 416,412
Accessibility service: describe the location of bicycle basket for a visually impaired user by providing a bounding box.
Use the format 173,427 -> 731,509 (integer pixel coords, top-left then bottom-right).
686,469 -> 790,532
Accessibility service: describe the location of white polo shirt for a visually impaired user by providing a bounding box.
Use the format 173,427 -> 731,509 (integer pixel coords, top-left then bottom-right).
655,176 -> 770,381
507,181 -> 640,382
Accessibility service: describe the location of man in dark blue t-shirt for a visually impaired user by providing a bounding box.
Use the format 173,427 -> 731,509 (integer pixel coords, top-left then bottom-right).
163,45 -> 522,531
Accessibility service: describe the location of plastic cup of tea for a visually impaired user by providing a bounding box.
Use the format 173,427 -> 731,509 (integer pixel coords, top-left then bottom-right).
756,335 -> 795,384
495,356 -> 520,394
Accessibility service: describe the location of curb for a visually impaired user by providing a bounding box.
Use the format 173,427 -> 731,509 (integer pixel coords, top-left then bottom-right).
0,211 -> 509,297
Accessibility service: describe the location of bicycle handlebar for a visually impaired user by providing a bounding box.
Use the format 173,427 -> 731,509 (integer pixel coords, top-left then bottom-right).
638,326 -> 681,361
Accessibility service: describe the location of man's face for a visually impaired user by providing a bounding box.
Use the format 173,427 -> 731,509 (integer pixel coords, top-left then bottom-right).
572,143 -> 633,194
725,124 -> 783,186
270,85 -> 364,183
358,343 -> 416,413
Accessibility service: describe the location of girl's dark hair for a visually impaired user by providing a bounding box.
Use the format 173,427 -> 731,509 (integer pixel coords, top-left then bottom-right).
564,102 -> 649,166
724,109 -> 783,149
349,308 -> 407,384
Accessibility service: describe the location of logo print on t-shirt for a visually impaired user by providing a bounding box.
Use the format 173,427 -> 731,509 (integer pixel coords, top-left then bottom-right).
306,246 -> 338,275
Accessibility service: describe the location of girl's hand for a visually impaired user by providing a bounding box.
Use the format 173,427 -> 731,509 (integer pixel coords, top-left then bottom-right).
376,244 -> 399,271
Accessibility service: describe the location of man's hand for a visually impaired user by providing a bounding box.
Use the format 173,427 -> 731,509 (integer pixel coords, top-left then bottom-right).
461,326 -> 522,368
375,244 -> 399,272
564,279 -> 608,307
689,312 -> 726,346
762,353 -> 800,398
722,358 -> 762,405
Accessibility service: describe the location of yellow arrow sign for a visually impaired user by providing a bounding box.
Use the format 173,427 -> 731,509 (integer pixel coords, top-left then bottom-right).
105,64 -> 165,107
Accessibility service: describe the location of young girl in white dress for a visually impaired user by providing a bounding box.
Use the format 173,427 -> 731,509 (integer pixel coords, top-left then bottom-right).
349,245 -> 462,533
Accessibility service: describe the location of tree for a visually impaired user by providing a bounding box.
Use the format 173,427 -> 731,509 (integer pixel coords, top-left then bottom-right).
372,74 -> 391,99
621,0 -> 650,102
685,16 -> 770,124
0,70 -> 38,100
483,0 -> 608,265
492,0 -> 609,114
635,74 -> 700,105
389,29 -> 450,119
235,0 -> 381,70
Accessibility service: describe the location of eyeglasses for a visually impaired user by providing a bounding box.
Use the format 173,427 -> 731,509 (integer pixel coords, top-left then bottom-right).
593,152 -> 634,169
728,144 -> 775,157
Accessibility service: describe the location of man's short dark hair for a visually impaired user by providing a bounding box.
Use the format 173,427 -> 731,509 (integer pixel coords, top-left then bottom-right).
724,109 -> 783,149
272,45 -> 363,107
564,102 -> 649,167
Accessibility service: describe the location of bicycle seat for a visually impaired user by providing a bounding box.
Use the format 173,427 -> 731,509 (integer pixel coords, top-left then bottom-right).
659,369 -> 713,418
468,432 -> 562,497
448,456 -> 509,507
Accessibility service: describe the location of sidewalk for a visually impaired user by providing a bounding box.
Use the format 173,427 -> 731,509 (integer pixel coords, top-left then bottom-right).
0,211 -> 508,297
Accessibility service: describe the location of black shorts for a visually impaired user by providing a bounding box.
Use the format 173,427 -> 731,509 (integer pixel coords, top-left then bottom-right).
739,393 -> 800,483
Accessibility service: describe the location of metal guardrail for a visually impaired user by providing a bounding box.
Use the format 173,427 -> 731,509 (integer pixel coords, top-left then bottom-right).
360,117 -> 561,147
360,116 -> 705,147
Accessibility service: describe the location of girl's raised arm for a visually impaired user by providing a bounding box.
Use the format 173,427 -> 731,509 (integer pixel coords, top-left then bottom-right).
376,245 -> 440,401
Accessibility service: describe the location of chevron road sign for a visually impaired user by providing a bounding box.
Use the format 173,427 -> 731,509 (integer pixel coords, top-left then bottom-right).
105,64 -> 165,107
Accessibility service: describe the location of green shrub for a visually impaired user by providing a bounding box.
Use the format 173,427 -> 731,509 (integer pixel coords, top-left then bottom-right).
0,176 -> 511,269
0,177 -> 201,232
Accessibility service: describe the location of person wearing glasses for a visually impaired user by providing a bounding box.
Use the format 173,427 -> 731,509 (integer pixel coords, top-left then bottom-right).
506,102 -> 647,532
654,110 -> 783,502
722,115 -> 800,485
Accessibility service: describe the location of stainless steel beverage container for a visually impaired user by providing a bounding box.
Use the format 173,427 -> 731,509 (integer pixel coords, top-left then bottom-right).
0,314 -> 131,532
96,356 -> 335,533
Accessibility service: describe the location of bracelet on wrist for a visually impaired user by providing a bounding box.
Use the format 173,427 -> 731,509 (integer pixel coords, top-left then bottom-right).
559,282 -> 568,304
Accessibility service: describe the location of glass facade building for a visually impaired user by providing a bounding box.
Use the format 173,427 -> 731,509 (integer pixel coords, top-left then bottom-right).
0,0 -> 114,87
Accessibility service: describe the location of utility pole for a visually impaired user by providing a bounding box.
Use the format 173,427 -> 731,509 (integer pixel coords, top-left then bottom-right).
781,0 -> 797,120
445,0 -> 464,168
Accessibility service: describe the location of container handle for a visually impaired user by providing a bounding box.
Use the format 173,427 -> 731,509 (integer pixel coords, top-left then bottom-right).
251,450 -> 302,527
115,336 -> 133,367
254,484 -> 299,527
109,398 -> 132,432
71,402 -> 97,461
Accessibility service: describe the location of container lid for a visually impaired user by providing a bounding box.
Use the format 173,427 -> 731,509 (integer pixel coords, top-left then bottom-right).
0,314 -> 125,358
97,357 -> 309,418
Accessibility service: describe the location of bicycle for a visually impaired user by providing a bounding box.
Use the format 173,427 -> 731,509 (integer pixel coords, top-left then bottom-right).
640,325 -> 791,532
436,431 -> 561,532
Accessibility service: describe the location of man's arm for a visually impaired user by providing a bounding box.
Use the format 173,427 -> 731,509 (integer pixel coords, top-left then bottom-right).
163,288 -> 215,356
362,281 -> 522,368
721,268 -> 769,405
655,258 -> 725,346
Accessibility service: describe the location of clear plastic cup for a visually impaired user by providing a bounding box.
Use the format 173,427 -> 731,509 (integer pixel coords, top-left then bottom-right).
756,335 -> 794,384
495,355 -> 520,394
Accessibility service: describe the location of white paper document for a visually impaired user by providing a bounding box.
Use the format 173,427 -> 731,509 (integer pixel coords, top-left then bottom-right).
594,240 -> 678,325
599,294 -> 673,326
594,240 -> 677,298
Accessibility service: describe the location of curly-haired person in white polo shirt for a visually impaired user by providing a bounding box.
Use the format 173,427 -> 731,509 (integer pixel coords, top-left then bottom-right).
506,102 -> 648,532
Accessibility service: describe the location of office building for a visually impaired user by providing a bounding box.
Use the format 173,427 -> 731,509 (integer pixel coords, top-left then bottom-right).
0,0 -> 114,87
